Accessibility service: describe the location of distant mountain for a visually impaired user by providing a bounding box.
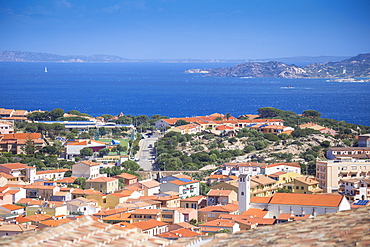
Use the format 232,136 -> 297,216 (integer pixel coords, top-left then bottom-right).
186,53 -> 370,78
246,56 -> 351,66
0,50 -> 133,63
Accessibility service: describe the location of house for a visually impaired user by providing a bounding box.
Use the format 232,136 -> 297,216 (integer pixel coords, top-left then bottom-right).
299,122 -> 337,135
158,228 -> 200,240
160,178 -> 199,199
198,203 -> 239,222
0,120 -> 14,134
130,209 -> 161,223
169,123 -> 202,135
113,172 -> 138,185
138,193 -> 181,208
131,219 -> 168,237
174,208 -> 198,223
0,163 -> 37,183
51,191 -> 72,201
326,147 -> 370,160
66,139 -> 106,159
261,162 -> 301,175
199,219 -> 240,234
26,203 -> 68,217
180,195 -> 207,209
125,179 -> 160,196
220,162 -> 266,177
0,223 -> 36,237
101,212 -> 132,224
85,177 -> 119,194
207,189 -> 237,206
250,175 -> 279,197
316,157 -> 370,193
339,178 -> 370,201
24,182 -> 60,200
0,133 -> 45,154
293,176 -> 323,194
72,161 -> 101,179
0,204 -> 24,215
35,169 -> 70,181
358,134 -> 370,147
103,190 -> 141,208
66,197 -> 101,215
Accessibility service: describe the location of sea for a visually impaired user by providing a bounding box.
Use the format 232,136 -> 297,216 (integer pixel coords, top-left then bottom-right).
0,62 -> 369,126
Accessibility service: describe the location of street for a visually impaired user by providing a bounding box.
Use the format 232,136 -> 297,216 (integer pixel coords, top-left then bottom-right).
135,133 -> 161,171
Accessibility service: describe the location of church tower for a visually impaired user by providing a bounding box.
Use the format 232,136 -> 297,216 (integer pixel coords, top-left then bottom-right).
238,174 -> 250,213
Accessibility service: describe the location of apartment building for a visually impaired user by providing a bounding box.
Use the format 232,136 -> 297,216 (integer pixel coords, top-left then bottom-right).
316,157 -> 370,193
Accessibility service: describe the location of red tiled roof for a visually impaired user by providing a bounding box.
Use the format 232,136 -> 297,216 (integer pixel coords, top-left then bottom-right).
86,177 -> 118,183
180,195 -> 206,202
207,189 -> 234,197
36,169 -> 70,175
269,193 -> 344,207
130,209 -> 161,215
114,172 -> 138,180
1,133 -> 41,140
241,208 -> 268,218
200,204 -> 238,213
0,163 -> 35,170
250,196 -> 272,204
169,179 -> 199,186
77,161 -> 100,167
131,219 -> 167,230
1,204 -> 23,211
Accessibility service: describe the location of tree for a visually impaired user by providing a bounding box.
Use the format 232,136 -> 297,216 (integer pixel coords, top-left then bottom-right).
79,132 -> 91,139
320,140 -> 330,148
74,177 -> 86,189
258,107 -> 280,118
99,148 -> 110,157
50,108 -> 65,120
121,160 -> 140,171
80,147 -> 93,158
199,182 -> 210,196
302,110 -> 322,118
22,138 -> 36,155
225,113 -> 232,120
100,114 -> 113,121
175,120 -> 190,126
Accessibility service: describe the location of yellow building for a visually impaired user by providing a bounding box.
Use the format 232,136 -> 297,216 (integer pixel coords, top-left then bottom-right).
85,177 -> 119,194
293,176 -> 323,194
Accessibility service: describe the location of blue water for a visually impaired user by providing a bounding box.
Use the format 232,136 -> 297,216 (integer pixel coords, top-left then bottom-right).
0,62 -> 369,126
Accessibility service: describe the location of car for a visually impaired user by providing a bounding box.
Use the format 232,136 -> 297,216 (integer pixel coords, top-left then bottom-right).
148,144 -> 153,148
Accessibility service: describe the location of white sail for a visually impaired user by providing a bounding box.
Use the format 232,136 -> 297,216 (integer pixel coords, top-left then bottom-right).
44,67 -> 48,73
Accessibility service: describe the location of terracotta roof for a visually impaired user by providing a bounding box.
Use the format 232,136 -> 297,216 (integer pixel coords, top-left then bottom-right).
265,162 -> 301,168
0,133 -> 41,140
94,207 -> 129,217
0,162 -> 35,170
130,209 -> 161,215
0,172 -> 16,179
250,196 -> 272,204
139,179 -> 160,188
200,204 -> 239,213
1,216 -> 172,246
23,214 -> 52,222
199,219 -> 237,228
114,172 -> 138,180
241,208 -> 268,218
40,218 -> 73,227
251,175 -> 277,185
36,169 -> 70,175
131,219 -> 167,231
86,177 -> 118,183
169,179 -> 199,186
71,189 -> 104,195
77,160 -> 100,167
269,193 -> 344,207
173,174 -> 192,180
56,177 -> 77,183
102,213 -> 131,221
180,195 -> 206,202
207,189 -> 235,197
1,204 -> 24,211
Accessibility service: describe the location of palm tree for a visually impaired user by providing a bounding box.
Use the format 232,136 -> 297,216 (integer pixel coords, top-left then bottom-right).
225,113 -> 232,120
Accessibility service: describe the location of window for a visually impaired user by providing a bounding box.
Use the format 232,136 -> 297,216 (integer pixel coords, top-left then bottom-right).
352,166 -> 357,170
145,215 -> 151,218
211,214 -> 215,218
162,214 -> 173,219
186,203 -> 189,208
296,186 -> 299,189
301,186 -> 304,190
222,199 -> 227,203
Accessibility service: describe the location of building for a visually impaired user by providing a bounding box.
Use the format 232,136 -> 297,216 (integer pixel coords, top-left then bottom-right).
198,203 -> 239,222
339,178 -> 370,201
113,172 -> 138,185
66,139 -> 106,159
0,163 -> 37,183
131,219 -> 168,237
261,163 -> 301,175
85,177 -> 119,194
160,178 -> 199,199
293,176 -> 323,194
180,195 -> 207,209
199,219 -> 240,234
35,169 -> 70,181
220,162 -> 266,176
238,174 -> 250,213
326,147 -> 370,160
169,123 -> 202,135
0,133 -> 45,154
72,161 -> 101,179
358,134 -> 370,147
0,120 -> 14,134
206,189 -> 237,206
316,157 -> 370,193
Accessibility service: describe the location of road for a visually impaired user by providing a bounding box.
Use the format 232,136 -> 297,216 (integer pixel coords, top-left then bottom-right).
135,133 -> 161,171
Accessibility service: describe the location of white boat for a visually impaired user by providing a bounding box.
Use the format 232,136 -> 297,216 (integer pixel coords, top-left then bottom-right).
44,67 -> 48,73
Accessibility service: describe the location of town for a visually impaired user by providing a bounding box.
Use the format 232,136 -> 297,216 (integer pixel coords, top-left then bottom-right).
0,107 -> 369,245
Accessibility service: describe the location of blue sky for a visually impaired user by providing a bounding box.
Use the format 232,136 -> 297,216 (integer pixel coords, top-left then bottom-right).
0,0 -> 369,59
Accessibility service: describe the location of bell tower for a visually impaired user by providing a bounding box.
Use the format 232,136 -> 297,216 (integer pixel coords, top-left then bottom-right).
238,174 -> 250,213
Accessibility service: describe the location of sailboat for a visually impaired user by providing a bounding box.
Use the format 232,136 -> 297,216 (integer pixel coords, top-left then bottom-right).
44,67 -> 48,73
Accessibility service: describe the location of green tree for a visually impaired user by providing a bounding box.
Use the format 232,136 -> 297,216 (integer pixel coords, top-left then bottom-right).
175,120 -> 190,126
258,107 -> 280,118
22,138 -> 36,155
80,147 -> 93,158
50,108 -> 65,120
74,177 -> 87,189
302,110 -> 322,118
99,148 -> 110,157
225,113 -> 232,120
121,160 -> 140,171
199,182 -> 210,196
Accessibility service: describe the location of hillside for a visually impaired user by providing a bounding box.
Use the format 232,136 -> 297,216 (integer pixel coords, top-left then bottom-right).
0,50 -> 133,63
186,53 -> 370,78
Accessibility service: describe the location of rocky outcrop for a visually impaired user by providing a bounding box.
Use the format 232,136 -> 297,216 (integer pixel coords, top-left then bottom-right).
186,53 -> 370,78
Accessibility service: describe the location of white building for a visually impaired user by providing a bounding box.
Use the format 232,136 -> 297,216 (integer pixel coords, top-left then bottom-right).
72,161 -> 101,179
261,163 -> 301,175
238,174 -> 250,213
160,178 -> 199,199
